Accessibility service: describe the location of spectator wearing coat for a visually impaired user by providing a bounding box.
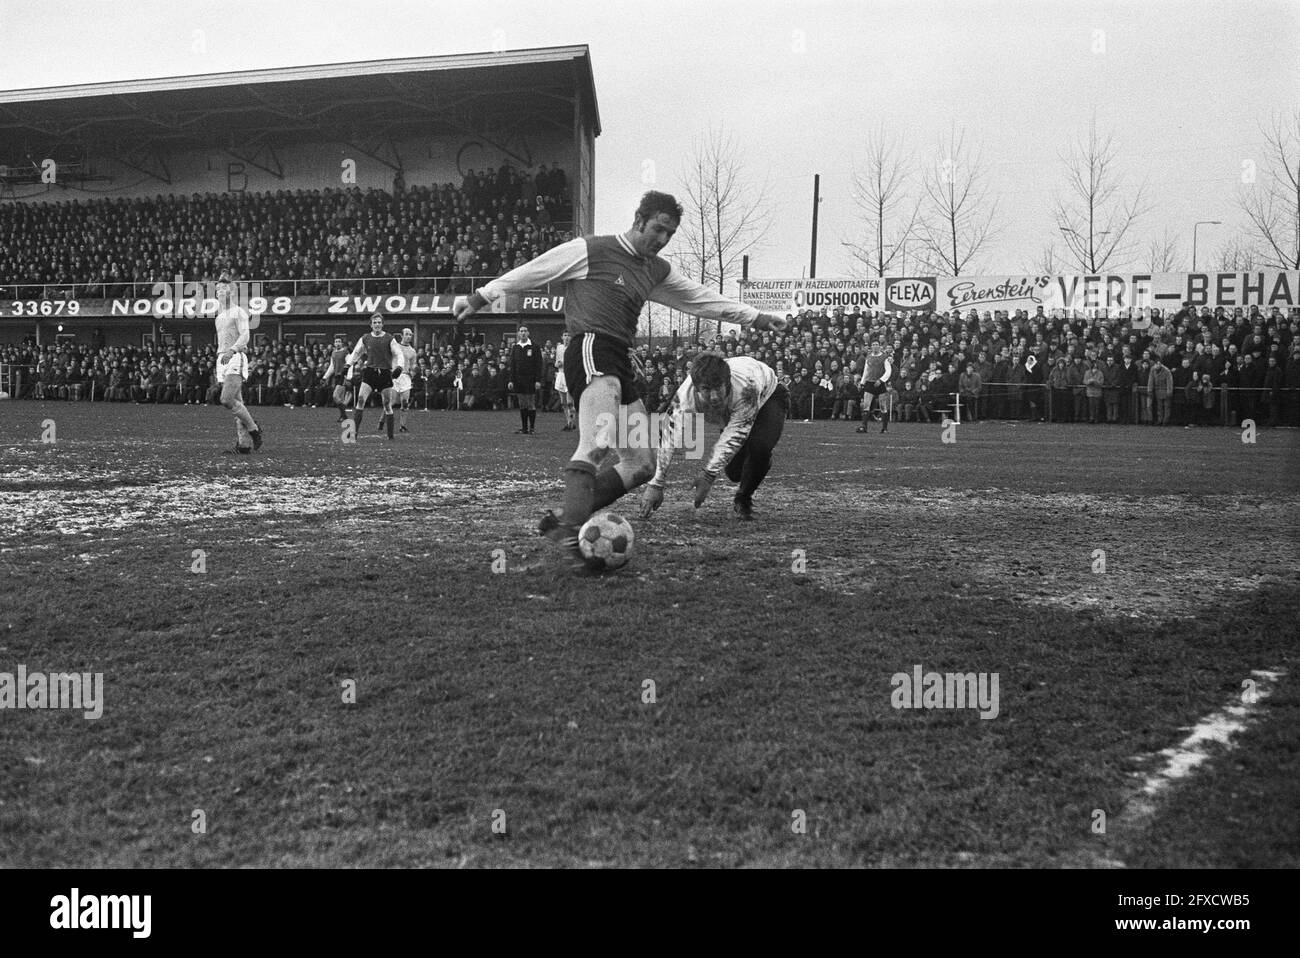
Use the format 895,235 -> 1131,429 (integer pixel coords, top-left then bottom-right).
1083,360 -> 1105,424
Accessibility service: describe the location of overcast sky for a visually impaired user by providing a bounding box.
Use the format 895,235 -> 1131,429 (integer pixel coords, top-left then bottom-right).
1,0 -> 1296,282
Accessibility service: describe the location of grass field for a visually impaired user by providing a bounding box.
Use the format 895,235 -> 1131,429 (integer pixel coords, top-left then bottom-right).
1,400 -> 1297,868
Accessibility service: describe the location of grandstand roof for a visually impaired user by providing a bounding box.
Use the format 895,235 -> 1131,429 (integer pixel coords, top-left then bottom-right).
0,46 -> 599,172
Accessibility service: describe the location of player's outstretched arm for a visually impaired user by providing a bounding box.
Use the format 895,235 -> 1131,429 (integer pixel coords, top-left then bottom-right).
453,238 -> 589,323
649,265 -> 788,331
640,378 -> 691,518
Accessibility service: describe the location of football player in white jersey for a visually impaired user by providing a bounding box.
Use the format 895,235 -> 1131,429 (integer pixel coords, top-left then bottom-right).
642,352 -> 788,521
390,327 -> 419,433
212,274 -> 263,454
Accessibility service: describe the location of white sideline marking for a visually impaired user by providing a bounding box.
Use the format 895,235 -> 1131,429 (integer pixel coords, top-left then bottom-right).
1127,668 -> 1284,818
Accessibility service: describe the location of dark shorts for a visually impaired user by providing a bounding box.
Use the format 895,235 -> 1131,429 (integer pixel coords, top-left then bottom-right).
362,368 -> 394,391
563,332 -> 640,406
862,381 -> 887,398
514,393 -> 537,410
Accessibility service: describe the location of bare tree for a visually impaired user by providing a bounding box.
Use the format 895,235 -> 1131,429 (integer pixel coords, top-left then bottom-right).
914,125 -> 1000,276
1238,111 -> 1300,269
845,124 -> 921,277
675,126 -> 773,297
1052,116 -> 1150,272
1145,228 -> 1183,272
1211,233 -> 1261,271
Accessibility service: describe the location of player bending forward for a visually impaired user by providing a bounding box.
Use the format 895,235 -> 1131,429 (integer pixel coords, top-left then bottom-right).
453,190 -> 787,568
389,327 -> 418,434
346,313 -> 404,440
213,275 -> 263,454
641,353 -> 788,521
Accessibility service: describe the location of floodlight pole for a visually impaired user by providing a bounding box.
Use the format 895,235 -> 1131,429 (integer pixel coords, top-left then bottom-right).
810,174 -> 821,279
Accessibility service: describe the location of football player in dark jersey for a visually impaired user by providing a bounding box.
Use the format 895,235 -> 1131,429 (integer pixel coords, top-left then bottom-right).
454,191 -> 786,568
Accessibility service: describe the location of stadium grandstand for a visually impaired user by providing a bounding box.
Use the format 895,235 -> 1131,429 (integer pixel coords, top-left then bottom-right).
0,46 -> 598,360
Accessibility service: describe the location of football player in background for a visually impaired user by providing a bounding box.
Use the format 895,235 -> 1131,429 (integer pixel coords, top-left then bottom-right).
508,324 -> 543,435
453,190 -> 787,567
641,352 -> 788,521
325,333 -> 353,421
555,331 -> 576,431
390,327 -> 419,433
858,341 -> 892,434
213,273 -> 263,454
345,313 -> 404,440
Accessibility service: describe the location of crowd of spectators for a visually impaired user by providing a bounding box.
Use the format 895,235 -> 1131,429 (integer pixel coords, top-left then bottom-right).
722,301 -> 1300,428
0,162 -> 573,299
4,300 -> 1299,427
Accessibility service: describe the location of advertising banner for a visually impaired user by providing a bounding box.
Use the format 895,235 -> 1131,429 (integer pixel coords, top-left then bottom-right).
739,278 -> 884,313
0,291 -> 566,319
741,272 -> 1300,317
933,271 -> 1300,315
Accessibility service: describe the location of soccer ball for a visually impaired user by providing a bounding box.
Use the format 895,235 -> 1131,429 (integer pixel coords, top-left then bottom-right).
577,511 -> 635,571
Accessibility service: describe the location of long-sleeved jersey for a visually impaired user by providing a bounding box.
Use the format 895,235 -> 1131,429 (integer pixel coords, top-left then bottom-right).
399,343 -> 418,375
326,346 -> 351,379
859,352 -> 892,385
347,331 -> 404,372
476,234 -> 761,349
650,356 -> 778,486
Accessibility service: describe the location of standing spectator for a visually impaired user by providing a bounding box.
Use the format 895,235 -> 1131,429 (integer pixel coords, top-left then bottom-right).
1239,353 -> 1264,424
788,369 -> 812,420
1006,352 -> 1025,420
1047,357 -> 1070,422
833,366 -> 859,421
1083,360 -> 1105,423
1101,355 -> 1122,423
1134,352 -> 1153,424
1117,355 -> 1139,424
1068,354 -> 1087,423
959,362 -> 983,422
1022,353 -> 1045,422
1197,372 -> 1217,426
1170,356 -> 1195,426
1148,355 -> 1173,426
897,379 -> 919,422
990,349 -> 1010,419
1262,355 -> 1284,427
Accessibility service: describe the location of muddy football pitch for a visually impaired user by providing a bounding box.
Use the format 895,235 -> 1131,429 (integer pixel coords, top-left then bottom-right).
1,401 -> 1296,867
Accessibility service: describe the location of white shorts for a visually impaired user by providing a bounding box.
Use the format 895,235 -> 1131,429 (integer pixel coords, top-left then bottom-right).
555,369 -> 568,393
216,353 -> 248,381
393,373 -> 412,394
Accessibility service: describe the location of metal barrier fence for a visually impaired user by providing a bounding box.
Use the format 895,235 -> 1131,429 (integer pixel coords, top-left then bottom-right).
5,362 -> 1299,427
786,380 -> 1300,427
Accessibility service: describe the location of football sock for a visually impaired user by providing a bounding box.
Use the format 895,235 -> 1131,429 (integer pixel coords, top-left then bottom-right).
561,459 -> 597,529
520,408 -> 529,431
590,469 -> 630,511
386,411 -> 394,439
354,407 -> 363,431
528,409 -> 537,431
